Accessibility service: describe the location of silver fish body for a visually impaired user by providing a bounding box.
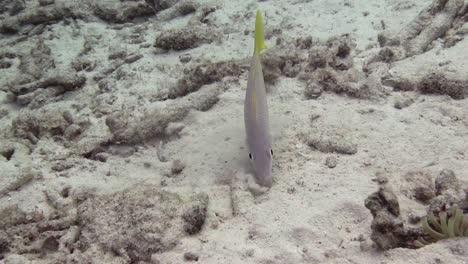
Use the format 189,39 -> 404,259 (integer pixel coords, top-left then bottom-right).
244,52 -> 273,187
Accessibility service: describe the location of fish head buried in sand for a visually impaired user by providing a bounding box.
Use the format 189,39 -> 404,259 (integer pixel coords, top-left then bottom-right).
244,10 -> 273,188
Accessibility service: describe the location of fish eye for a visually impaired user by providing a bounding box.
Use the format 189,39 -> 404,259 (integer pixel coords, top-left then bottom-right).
270,149 -> 273,156
249,153 -> 253,159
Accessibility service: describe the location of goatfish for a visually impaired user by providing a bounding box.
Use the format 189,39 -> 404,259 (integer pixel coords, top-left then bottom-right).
244,10 -> 273,188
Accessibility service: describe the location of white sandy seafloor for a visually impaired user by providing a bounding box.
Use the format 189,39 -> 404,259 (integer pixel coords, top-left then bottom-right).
1,0 -> 468,263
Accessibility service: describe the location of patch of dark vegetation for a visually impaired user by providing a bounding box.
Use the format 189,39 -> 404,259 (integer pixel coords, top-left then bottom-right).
248,33 -> 382,99
93,0 -> 156,23
154,24 -> 221,51
78,186 -> 209,263
418,72 -> 468,99
182,200 -> 208,235
0,0 -> 25,16
325,34 -> 355,70
0,60 -> 12,69
307,46 -> 329,70
11,72 -> 86,96
383,70 -> 468,100
106,104 -> 188,144
145,0 -> 182,12
0,233 -> 9,258
0,108 -> 9,119
262,44 -> 304,84
0,147 -> 14,161
184,251 -> 199,261
170,159 -> 185,175
0,51 -> 16,60
81,143 -> 137,162
82,145 -> 109,162
51,160 -> 75,172
0,3 -> 87,34
393,95 -> 415,109
295,36 -> 314,50
299,129 -> 358,155
0,141 -> 30,163
71,57 -> 96,72
174,0 -> 198,16
9,71 -> 86,108
38,0 -> 55,7
365,47 -> 403,67
171,59 -> 245,99
304,68 -> 381,99
303,80 -> 323,99
381,76 -> 415,91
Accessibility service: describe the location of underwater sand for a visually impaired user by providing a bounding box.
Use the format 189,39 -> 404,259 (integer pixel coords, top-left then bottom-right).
0,0 -> 468,263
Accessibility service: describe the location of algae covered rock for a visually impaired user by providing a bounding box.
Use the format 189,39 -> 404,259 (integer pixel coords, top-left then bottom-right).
365,181 -> 421,250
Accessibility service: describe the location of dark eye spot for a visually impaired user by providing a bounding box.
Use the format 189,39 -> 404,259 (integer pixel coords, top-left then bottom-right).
270,149 -> 273,156
249,153 -> 252,159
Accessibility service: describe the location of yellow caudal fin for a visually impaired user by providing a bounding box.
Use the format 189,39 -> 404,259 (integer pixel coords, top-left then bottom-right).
254,10 -> 267,54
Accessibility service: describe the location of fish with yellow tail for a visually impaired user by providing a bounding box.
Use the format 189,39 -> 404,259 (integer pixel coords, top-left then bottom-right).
244,10 -> 273,188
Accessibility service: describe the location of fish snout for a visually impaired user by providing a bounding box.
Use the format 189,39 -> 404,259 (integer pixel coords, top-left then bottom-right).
258,172 -> 272,188
254,159 -> 272,188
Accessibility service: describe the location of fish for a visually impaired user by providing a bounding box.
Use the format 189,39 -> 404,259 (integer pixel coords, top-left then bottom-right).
244,10 -> 273,188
